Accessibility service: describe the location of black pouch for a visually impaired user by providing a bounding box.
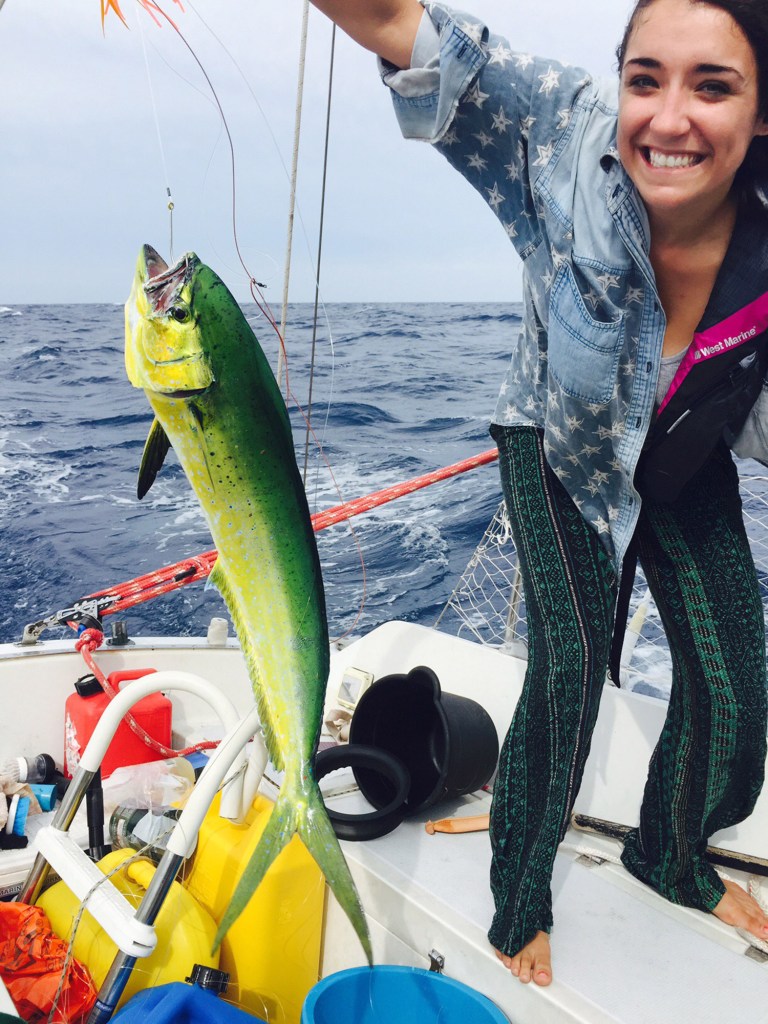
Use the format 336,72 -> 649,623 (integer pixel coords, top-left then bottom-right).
636,348 -> 764,502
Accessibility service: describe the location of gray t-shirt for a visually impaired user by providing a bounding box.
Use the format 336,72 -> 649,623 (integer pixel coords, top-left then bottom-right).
656,347 -> 687,407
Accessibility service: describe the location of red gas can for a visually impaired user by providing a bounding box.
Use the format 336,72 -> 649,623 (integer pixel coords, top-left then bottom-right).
64,668 -> 172,778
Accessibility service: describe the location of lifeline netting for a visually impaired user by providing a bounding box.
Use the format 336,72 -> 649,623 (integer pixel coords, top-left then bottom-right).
436,465 -> 768,701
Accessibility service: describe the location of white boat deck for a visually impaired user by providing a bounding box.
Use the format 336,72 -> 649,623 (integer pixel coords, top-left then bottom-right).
322,790 -> 767,1023
1,623 -> 766,1023
321,623 -> 768,1023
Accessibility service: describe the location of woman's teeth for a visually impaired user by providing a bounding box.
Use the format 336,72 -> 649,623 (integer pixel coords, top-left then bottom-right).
646,149 -> 701,169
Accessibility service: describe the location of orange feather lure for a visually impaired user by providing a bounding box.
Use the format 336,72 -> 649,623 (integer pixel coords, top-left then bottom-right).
100,0 -> 184,30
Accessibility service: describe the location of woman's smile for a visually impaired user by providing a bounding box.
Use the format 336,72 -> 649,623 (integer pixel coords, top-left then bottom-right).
642,147 -> 704,169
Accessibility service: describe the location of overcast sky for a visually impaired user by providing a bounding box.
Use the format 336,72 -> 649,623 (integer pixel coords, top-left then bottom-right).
0,0 -> 634,304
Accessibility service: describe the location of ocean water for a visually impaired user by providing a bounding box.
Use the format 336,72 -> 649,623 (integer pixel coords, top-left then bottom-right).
0,302 -> 511,646
5,301 -> 768,712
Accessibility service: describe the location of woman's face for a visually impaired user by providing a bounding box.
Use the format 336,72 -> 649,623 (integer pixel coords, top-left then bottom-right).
617,0 -> 768,222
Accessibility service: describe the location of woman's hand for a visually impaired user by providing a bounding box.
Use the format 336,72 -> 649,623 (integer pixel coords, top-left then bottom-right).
310,0 -> 424,69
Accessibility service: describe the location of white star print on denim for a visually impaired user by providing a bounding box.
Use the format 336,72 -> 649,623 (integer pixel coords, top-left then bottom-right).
379,2 -> 670,569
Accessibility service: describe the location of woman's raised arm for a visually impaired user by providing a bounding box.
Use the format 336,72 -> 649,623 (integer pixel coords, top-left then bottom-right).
310,0 -> 424,69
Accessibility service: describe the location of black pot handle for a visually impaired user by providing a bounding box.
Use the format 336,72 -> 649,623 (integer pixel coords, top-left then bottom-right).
314,743 -> 411,842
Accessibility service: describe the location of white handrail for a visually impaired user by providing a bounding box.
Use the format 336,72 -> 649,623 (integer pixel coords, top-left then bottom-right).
78,669 -> 248,819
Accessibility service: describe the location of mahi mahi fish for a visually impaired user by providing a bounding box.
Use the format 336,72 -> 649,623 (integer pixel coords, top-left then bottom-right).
124,244 -> 371,960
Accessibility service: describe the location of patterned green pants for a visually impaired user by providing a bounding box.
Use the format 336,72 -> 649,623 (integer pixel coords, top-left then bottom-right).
488,424 -> 767,957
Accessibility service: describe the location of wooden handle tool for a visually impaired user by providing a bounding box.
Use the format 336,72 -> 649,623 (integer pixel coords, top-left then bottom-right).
425,813 -> 490,835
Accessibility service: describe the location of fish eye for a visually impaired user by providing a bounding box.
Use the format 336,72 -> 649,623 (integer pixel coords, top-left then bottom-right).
169,306 -> 189,323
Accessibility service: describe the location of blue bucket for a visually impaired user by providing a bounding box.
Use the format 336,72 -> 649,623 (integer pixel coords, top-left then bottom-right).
302,966 -> 509,1024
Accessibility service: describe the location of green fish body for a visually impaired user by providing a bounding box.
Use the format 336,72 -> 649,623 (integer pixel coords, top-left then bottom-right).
125,245 -> 371,960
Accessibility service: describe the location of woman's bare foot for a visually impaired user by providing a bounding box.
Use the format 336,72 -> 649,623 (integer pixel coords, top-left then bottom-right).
495,930 -> 552,986
712,880 -> 768,942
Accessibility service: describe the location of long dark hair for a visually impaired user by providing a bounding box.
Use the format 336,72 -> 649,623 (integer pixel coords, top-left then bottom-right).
616,0 -> 768,196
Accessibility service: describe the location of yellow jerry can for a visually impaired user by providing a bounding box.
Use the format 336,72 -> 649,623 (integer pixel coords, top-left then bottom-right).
37,848 -> 219,1009
181,792 -> 325,1024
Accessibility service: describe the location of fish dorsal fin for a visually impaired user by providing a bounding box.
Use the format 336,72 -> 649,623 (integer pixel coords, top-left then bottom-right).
137,418 -> 171,499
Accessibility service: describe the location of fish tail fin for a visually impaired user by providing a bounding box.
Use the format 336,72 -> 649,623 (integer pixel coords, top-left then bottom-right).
298,780 -> 373,966
213,779 -> 372,965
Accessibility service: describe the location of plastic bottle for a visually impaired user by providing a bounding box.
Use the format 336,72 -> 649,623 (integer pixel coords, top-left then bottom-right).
102,757 -> 195,817
109,804 -> 184,863
0,753 -> 56,784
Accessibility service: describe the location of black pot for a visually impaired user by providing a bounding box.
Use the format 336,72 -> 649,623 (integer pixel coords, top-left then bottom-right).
349,665 -> 499,815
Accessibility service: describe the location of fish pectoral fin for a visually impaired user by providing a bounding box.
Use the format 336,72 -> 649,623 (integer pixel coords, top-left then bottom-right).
137,418 -> 172,499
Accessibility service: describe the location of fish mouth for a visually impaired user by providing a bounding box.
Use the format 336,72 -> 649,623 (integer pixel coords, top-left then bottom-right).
162,387 -> 210,399
140,244 -> 199,317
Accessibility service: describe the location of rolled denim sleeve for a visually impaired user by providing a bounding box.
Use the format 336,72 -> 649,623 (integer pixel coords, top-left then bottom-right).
378,4 -> 488,142
380,3 -> 594,258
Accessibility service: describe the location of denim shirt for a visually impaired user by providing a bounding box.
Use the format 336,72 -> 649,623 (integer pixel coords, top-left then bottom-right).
380,3 -> 675,571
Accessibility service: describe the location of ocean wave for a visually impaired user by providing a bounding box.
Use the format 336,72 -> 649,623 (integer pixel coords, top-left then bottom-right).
0,306 -> 21,317
29,343 -> 63,359
0,444 -> 73,508
318,402 -> 401,428
412,416 -> 476,434
459,311 -> 521,325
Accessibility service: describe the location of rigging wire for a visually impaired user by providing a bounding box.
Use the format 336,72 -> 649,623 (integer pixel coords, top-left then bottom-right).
302,24 -> 336,485
278,0 -> 311,395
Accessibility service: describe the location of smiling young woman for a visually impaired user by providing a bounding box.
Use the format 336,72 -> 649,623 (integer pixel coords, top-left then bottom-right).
305,0 -> 768,990
617,0 -> 768,357
618,0 -> 768,226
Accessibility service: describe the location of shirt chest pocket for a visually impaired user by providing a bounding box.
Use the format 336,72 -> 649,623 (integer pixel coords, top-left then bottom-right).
548,264 -> 626,405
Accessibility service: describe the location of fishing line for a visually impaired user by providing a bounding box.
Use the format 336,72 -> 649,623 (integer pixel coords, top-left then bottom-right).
141,3 -> 281,335
184,0 -> 344,534
114,0 -> 338,405
180,0 -> 306,290
131,27 -> 258,279
158,0 -> 367,634
136,7 -> 176,261
135,7 -> 280,289
183,0 -> 341,431
137,0 -> 297,408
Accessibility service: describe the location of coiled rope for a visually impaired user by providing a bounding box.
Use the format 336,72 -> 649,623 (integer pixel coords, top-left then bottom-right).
75,628 -> 218,760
